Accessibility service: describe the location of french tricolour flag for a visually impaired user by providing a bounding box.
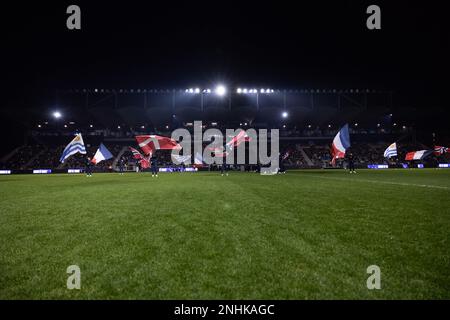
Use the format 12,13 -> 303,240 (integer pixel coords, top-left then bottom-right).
91,143 -> 113,164
331,124 -> 351,166
405,150 -> 433,161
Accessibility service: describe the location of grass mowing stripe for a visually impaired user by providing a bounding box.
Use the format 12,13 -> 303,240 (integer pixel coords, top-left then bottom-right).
300,174 -> 450,190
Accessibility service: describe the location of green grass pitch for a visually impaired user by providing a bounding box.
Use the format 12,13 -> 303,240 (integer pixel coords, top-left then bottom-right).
1,169 -> 449,299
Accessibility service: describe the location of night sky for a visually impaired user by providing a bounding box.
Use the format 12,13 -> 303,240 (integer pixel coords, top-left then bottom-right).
2,1 -> 448,112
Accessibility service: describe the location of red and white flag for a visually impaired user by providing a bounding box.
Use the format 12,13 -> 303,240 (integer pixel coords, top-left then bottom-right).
207,130 -> 251,155
226,130 -> 251,148
140,157 -> 150,169
135,135 -> 181,155
282,150 -> 291,160
434,145 -> 449,156
129,147 -> 150,168
129,147 -> 144,159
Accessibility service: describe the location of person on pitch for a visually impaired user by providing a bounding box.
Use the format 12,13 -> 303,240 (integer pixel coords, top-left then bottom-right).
118,157 -> 125,175
215,150 -> 228,176
347,152 -> 356,173
151,155 -> 159,177
85,156 -> 93,177
220,163 -> 228,176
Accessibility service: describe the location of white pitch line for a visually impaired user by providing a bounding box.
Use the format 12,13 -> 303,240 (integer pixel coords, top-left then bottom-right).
302,174 -> 450,190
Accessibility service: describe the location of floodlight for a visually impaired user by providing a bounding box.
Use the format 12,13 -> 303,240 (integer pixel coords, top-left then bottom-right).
53,111 -> 62,119
237,88 -> 242,94
215,85 -> 226,96
195,88 -> 200,94
282,111 -> 288,118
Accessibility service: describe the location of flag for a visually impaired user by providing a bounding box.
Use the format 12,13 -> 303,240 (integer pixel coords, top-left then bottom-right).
207,131 -> 251,155
171,154 -> 191,164
330,124 -> 350,166
226,130 -> 251,148
91,143 -> 113,164
384,142 -> 397,158
405,150 -> 433,161
129,147 -> 144,160
434,145 -> 449,156
140,157 -> 150,169
129,147 -> 150,168
282,150 -> 291,160
135,135 -> 181,155
60,133 -> 86,163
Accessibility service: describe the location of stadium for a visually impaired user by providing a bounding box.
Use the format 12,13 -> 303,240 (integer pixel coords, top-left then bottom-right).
1,1 -> 449,307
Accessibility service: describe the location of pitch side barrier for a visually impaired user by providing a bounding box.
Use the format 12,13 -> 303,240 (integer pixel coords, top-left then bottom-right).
1,163 -> 450,175
0,167 -> 199,175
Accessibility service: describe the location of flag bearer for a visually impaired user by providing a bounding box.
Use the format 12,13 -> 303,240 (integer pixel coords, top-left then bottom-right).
151,155 -> 159,177
118,157 -> 125,175
86,157 -> 93,177
221,164 -> 228,176
347,152 -> 356,173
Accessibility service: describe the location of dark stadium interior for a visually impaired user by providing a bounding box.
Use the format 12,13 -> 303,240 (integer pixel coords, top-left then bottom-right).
1,1 -> 448,164
2,0 -> 450,305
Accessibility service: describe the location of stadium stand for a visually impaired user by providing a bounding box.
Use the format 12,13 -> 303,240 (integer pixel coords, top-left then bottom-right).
2,127 -> 447,172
